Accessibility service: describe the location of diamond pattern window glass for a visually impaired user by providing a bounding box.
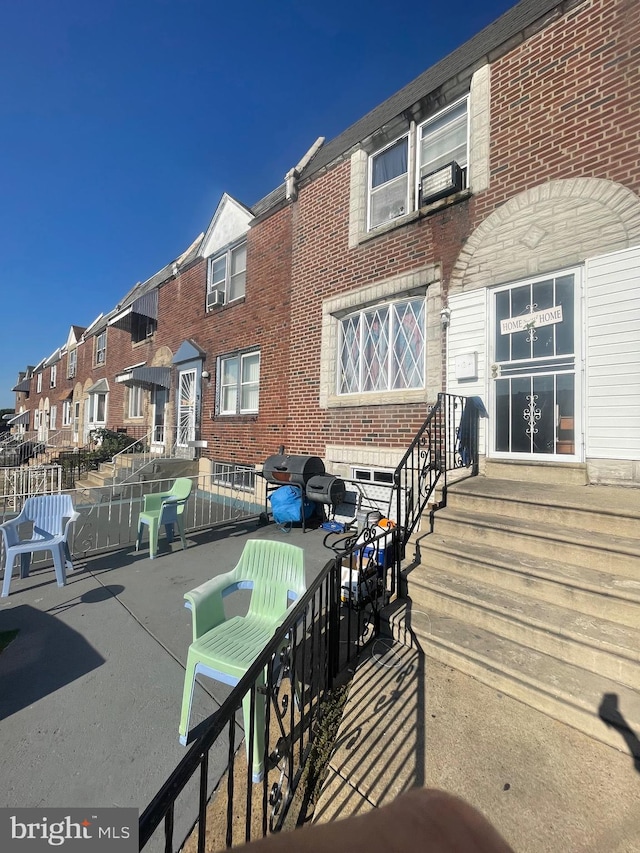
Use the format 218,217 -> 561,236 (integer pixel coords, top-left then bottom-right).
339,298 -> 425,394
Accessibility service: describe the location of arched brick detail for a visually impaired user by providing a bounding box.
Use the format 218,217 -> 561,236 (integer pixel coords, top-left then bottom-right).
450,179 -> 640,293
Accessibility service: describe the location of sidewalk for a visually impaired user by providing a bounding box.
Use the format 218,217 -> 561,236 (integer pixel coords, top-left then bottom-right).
0,519 -> 336,851
314,636 -> 640,853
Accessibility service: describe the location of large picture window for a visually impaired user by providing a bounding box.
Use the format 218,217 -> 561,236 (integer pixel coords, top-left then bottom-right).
218,350 -> 260,415
339,298 -> 425,394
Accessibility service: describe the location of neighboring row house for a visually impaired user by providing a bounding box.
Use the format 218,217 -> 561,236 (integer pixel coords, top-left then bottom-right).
10,0 -> 640,490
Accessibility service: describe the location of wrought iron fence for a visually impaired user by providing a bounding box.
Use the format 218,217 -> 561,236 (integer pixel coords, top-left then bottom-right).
0,469 -> 262,568
393,393 -> 480,581
139,523 -> 396,852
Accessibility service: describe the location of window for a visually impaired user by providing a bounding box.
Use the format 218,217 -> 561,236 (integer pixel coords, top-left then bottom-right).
50,364 -> 57,388
364,96 -> 469,233
128,385 -> 144,418
50,406 -> 57,430
36,373 -> 42,393
339,297 -> 425,394
62,401 -> 72,426
212,462 -> 256,491
368,137 -> 408,230
131,313 -> 156,343
418,98 -> 468,195
34,410 -> 40,430
96,331 -> 107,365
218,350 -> 260,414
207,242 -> 247,307
67,348 -> 77,379
89,392 -> 107,424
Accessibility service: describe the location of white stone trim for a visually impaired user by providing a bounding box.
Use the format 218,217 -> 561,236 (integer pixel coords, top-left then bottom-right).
468,64 -> 490,194
319,266 -> 441,409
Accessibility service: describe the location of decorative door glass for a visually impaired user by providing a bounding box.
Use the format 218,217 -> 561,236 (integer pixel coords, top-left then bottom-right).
492,273 -> 577,457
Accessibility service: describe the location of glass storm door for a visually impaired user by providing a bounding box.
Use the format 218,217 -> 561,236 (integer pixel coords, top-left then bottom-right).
177,369 -> 197,448
152,386 -> 168,445
491,272 -> 580,459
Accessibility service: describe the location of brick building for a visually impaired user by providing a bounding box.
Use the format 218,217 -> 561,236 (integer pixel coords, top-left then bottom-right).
9,0 -> 640,488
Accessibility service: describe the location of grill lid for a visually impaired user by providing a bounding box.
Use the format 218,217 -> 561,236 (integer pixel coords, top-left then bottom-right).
263,454 -> 325,485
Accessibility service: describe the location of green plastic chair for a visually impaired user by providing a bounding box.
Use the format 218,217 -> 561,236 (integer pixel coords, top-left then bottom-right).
136,477 -> 193,559
178,539 -> 306,782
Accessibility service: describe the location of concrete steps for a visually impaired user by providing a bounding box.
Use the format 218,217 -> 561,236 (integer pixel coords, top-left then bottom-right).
392,473 -> 640,753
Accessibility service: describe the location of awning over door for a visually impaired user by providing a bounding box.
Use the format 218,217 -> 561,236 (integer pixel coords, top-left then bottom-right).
115,366 -> 171,388
7,411 -> 30,425
86,378 -> 109,395
108,290 -> 158,331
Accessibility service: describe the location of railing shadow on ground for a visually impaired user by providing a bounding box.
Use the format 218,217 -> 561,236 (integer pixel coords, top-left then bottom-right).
0,604 -> 105,720
312,596 -> 426,822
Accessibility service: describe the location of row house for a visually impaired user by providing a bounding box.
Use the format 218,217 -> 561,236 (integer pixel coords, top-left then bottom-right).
10,0 -> 640,492
280,0 -> 640,488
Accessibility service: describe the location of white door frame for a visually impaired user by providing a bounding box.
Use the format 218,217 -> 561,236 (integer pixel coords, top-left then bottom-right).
487,267 -> 583,461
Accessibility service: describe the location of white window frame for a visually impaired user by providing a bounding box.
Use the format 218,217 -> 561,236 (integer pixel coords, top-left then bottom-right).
95,331 -> 107,365
50,364 -> 57,388
89,392 -> 107,425
207,241 -> 247,306
49,405 -> 57,430
416,96 -> 469,201
36,373 -> 42,393
212,462 -> 256,491
128,385 -> 144,419
337,296 -> 426,396
67,349 -> 77,378
62,400 -> 72,426
218,350 -> 260,415
367,135 -> 409,231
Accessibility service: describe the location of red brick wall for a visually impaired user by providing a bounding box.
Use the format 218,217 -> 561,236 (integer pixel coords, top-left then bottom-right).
158,206 -> 293,466
475,0 -> 640,223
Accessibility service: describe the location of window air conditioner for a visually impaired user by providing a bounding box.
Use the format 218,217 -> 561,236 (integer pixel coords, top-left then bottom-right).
206,290 -> 225,310
419,161 -> 463,207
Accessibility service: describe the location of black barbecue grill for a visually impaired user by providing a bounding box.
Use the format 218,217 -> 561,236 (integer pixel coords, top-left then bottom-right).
262,454 -> 346,530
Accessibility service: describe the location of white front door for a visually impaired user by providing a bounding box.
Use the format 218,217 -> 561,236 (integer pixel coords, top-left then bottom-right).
490,269 -> 581,460
177,369 -> 197,448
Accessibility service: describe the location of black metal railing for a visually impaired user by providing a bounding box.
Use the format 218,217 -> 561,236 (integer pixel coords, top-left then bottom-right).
393,393 -> 480,578
139,525 -> 396,852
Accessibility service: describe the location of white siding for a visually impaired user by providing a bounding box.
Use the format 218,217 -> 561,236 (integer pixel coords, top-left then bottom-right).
586,246 -> 640,460
447,289 -> 488,454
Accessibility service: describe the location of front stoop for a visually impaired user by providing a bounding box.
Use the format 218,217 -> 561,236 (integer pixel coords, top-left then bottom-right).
393,475 -> 640,753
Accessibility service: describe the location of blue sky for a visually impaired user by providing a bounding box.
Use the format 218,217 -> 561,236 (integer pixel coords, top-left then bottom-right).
0,0 -> 514,409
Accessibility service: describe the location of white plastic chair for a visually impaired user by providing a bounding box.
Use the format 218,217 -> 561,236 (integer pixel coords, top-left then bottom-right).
0,494 -> 79,597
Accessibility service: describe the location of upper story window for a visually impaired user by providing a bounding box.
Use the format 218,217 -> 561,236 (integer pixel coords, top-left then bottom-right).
131,313 -> 156,343
36,373 -> 42,393
67,348 -> 77,378
339,297 -> 425,394
50,364 -> 57,388
365,96 -> 469,233
218,349 -> 260,415
418,98 -> 468,198
207,242 -> 247,310
96,331 -> 107,365
368,137 -> 409,230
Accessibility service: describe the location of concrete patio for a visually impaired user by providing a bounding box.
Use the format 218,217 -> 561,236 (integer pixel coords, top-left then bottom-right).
0,517 -> 337,851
